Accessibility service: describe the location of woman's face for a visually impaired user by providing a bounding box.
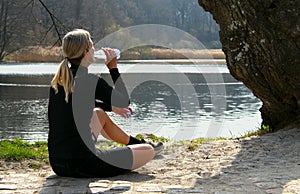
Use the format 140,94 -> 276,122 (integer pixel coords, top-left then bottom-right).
89,40 -> 95,61
82,40 -> 95,67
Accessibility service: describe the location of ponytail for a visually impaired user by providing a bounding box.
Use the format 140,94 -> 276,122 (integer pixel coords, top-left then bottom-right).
51,58 -> 73,103
51,29 -> 91,103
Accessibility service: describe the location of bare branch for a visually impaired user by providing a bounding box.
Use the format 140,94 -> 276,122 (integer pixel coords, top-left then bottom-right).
37,0 -> 69,45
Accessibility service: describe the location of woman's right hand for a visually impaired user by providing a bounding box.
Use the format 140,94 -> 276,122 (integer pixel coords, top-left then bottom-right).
102,48 -> 117,70
112,106 -> 132,118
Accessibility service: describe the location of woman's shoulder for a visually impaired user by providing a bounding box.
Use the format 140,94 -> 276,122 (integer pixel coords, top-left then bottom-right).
49,85 -> 65,96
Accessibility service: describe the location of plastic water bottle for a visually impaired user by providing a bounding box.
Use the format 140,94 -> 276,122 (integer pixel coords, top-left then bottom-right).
126,107 -> 133,116
94,49 -> 121,60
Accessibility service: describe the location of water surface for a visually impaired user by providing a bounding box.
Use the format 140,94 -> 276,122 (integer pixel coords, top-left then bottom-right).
0,61 -> 262,142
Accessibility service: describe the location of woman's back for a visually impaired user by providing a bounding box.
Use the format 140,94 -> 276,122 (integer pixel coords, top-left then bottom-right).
48,85 -> 90,160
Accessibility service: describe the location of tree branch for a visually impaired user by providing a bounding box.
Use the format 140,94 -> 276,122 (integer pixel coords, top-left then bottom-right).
37,0 -> 69,45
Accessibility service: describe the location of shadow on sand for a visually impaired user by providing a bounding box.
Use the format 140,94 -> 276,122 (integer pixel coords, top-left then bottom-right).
40,171 -> 155,193
39,127 -> 299,193
165,127 -> 300,193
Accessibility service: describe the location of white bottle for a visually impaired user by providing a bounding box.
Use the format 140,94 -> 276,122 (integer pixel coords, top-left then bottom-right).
94,49 -> 121,60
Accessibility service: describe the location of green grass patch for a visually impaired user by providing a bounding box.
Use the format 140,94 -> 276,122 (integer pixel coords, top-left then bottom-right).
135,134 -> 169,143
0,126 -> 272,164
186,137 -> 228,151
96,141 -> 124,150
242,125 -> 272,138
28,162 -> 43,169
0,139 -> 48,162
96,134 -> 170,150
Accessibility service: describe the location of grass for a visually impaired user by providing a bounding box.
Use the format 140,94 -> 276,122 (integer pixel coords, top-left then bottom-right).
241,124 -> 272,138
96,134 -> 170,150
96,141 -> 123,150
185,137 -> 228,151
135,133 -> 169,143
0,126 -> 272,168
0,139 -> 48,162
0,134 -> 169,163
185,125 -> 272,151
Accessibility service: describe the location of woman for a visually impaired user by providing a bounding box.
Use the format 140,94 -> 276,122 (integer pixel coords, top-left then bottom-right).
48,29 -> 160,178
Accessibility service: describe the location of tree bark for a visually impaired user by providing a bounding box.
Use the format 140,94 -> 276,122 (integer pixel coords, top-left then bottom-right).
198,0 -> 300,130
0,0 -> 8,60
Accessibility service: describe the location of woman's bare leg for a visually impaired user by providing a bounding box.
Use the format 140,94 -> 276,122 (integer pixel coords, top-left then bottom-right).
90,108 -> 130,145
89,110 -> 112,141
128,144 -> 155,169
90,108 -> 155,169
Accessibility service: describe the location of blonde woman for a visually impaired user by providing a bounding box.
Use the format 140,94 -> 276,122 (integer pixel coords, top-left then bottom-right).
48,29 -> 162,178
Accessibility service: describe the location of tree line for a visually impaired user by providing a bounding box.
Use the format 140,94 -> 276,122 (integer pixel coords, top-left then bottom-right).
0,0 -> 220,61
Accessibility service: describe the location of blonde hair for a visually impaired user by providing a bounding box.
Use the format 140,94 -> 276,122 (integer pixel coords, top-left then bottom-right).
51,29 -> 91,102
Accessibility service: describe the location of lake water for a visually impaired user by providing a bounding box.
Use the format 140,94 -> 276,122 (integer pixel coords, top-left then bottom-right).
0,61 -> 262,142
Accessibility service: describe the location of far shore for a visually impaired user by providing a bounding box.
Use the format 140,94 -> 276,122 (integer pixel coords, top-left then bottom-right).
118,58 -> 226,65
4,46 -> 225,63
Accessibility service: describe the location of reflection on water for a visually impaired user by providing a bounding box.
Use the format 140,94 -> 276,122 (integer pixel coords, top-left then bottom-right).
110,80 -> 261,140
0,98 -> 48,141
0,63 -> 262,142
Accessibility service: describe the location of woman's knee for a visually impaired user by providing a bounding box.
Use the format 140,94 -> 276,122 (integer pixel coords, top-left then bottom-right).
90,108 -> 107,138
129,144 -> 154,151
93,108 -> 109,124
128,144 -> 155,169
93,108 -> 106,117
130,144 -> 154,159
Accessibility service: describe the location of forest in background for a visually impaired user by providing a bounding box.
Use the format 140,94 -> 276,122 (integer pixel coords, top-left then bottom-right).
0,0 -> 221,61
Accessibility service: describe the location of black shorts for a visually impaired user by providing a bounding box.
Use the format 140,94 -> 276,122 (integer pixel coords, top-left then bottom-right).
50,146 -> 133,178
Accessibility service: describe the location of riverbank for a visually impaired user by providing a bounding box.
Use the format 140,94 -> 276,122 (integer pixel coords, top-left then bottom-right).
0,127 -> 299,193
4,46 -> 225,62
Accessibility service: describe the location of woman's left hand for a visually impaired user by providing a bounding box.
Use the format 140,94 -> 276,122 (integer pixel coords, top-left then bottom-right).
112,106 -> 132,118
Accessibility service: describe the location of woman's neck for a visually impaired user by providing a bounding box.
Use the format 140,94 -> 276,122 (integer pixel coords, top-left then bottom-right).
80,54 -> 93,68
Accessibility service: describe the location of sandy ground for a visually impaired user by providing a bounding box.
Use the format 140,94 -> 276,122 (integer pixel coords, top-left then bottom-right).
0,127 -> 299,193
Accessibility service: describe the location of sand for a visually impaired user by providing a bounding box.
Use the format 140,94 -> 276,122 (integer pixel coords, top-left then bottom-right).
0,127 -> 299,193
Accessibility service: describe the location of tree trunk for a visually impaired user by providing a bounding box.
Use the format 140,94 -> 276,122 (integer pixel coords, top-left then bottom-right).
198,0 -> 300,130
0,0 -> 8,60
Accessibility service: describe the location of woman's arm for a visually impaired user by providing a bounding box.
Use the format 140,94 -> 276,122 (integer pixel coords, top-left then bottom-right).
94,73 -> 130,111
94,48 -> 130,111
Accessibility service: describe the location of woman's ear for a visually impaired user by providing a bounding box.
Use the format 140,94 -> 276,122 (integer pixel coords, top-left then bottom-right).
83,50 -> 88,56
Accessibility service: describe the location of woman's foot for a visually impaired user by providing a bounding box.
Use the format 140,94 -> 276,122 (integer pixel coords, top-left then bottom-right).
148,141 -> 164,155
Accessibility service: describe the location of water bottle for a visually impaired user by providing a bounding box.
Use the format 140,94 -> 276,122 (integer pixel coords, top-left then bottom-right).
126,107 -> 133,116
94,49 -> 121,60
